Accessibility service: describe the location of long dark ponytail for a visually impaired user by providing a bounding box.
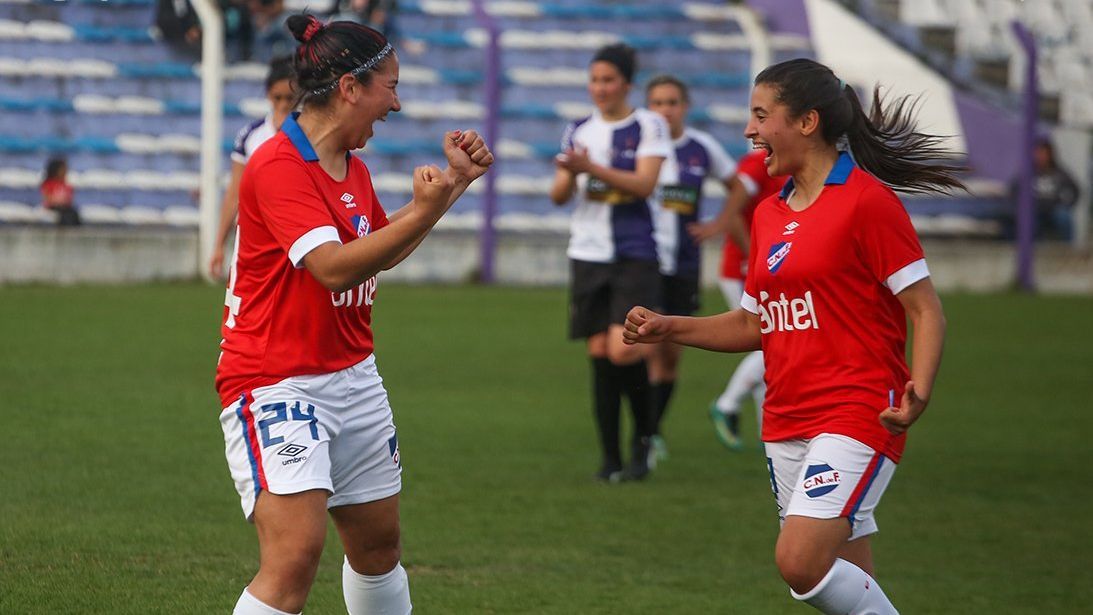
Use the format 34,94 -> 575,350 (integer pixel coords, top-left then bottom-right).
755,58 -> 967,194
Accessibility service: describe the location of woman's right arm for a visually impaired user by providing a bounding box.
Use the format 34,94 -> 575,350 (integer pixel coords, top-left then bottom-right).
550,166 -> 576,205
623,306 -> 762,353
302,165 -> 455,292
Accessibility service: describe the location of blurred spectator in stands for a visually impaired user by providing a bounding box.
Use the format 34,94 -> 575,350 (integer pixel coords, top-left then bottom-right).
248,0 -> 295,61
334,0 -> 419,52
1010,137 -> 1080,240
155,0 -> 261,62
40,157 -> 80,227
155,0 -> 202,59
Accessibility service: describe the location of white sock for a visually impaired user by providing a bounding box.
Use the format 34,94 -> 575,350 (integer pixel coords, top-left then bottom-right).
715,351 -> 766,415
790,558 -> 898,615
343,558 -> 412,615
233,588 -> 300,615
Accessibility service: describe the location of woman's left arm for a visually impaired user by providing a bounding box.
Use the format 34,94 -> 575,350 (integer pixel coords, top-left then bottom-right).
383,130 -> 494,269
880,277 -> 946,435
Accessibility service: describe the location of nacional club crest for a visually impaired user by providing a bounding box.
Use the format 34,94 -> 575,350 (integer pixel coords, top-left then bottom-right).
767,241 -> 792,274
802,464 -> 840,498
351,215 -> 371,238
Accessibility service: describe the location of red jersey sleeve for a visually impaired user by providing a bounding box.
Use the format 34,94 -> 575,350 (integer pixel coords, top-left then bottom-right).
253,156 -> 341,266
853,183 -> 927,294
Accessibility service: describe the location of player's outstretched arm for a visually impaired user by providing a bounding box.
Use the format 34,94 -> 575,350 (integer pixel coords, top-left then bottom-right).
624,306 -> 761,353
304,165 -> 455,292
880,277 -> 946,434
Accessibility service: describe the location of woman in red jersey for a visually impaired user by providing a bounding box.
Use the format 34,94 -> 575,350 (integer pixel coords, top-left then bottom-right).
623,58 -> 961,614
215,14 -> 493,615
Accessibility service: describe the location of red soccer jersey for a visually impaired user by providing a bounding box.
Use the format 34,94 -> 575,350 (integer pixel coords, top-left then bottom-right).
720,149 -> 787,279
741,153 -> 928,462
215,114 -> 390,407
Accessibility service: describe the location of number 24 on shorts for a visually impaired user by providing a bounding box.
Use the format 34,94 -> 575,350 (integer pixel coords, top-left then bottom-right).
257,401 -> 320,448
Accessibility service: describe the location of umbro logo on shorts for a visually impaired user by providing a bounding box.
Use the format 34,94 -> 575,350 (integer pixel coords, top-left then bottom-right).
278,443 -> 308,457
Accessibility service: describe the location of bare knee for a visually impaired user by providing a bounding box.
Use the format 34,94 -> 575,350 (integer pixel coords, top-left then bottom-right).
346,527 -> 402,575
252,538 -> 324,609
775,536 -> 834,595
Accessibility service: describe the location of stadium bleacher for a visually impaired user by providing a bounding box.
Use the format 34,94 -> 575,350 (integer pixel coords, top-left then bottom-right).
851,0 -> 1093,128
0,0 -> 786,230
0,0 -> 1059,239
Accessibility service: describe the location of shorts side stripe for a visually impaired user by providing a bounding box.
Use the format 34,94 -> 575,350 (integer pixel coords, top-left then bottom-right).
841,452 -> 884,522
235,392 -> 267,493
766,457 -> 778,496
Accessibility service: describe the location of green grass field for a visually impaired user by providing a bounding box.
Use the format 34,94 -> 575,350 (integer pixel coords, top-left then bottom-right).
1,283 -> 1091,613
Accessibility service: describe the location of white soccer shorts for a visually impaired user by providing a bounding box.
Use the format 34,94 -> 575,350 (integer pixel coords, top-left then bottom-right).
219,354 -> 402,521
765,434 -> 896,541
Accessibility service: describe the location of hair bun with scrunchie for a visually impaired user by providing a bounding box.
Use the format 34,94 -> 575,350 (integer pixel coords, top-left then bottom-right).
302,19 -> 322,42
286,14 -> 324,44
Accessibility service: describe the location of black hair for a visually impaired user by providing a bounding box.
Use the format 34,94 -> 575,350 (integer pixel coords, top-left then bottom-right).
265,54 -> 296,92
285,14 -> 391,107
591,43 -> 636,83
44,156 -> 66,181
645,74 -> 690,104
755,58 -> 967,194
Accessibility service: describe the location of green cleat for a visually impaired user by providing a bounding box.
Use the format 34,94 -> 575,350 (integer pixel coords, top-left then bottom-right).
649,434 -> 669,463
709,403 -> 743,451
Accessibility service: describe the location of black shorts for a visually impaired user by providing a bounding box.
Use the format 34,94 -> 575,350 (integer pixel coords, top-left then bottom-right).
661,273 -> 700,316
569,258 -> 662,340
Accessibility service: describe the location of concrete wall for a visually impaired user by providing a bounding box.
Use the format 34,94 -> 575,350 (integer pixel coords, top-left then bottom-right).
2,225 -> 1091,294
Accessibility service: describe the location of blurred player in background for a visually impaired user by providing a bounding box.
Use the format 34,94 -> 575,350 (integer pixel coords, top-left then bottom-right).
215,15 -> 493,615
209,55 -> 296,279
624,58 -> 962,614
690,147 -> 788,450
643,74 -> 737,462
549,43 -> 671,482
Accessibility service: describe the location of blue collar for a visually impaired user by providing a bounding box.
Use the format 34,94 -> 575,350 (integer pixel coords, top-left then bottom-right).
281,112 -> 318,162
779,150 -> 855,199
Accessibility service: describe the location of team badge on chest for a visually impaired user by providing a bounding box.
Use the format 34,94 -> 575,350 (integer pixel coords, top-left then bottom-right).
351,215 -> 371,238
767,241 -> 792,274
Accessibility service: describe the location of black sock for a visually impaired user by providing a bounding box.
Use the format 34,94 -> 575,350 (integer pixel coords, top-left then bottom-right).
650,380 -> 676,436
591,357 -> 622,468
617,359 -> 653,442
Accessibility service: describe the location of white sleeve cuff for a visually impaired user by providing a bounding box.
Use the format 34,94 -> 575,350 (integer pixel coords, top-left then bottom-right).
886,258 -> 929,294
288,226 -> 341,268
740,291 -> 759,314
737,173 -> 759,197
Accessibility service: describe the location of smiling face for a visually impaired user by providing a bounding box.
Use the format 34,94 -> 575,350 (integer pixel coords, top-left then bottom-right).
646,82 -> 688,138
348,52 -> 401,150
588,61 -> 631,118
744,83 -> 806,178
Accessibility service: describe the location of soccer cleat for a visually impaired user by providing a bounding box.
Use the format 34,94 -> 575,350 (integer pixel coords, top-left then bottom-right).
624,437 -> 652,481
709,403 -> 743,451
649,434 -> 669,464
595,461 -> 624,483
